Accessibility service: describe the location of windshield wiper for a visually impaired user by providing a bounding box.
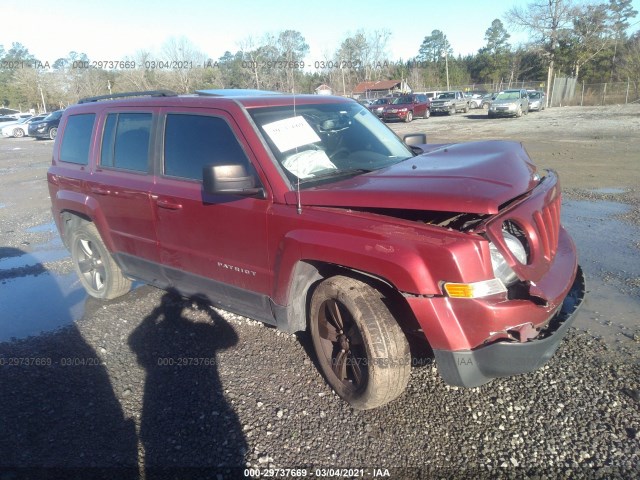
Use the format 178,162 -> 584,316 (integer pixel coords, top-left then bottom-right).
300,168 -> 372,184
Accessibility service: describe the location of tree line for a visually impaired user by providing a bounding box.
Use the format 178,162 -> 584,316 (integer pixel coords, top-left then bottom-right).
1,0 -> 637,111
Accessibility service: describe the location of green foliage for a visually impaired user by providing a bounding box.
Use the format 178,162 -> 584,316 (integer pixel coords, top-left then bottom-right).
417,30 -> 452,63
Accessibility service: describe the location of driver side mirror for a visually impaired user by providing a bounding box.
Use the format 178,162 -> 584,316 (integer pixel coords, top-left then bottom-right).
202,164 -> 265,198
403,133 -> 427,146
403,133 -> 427,155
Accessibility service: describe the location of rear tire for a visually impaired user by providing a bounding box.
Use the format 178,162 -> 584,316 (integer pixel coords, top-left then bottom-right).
13,128 -> 24,138
309,275 -> 411,410
424,109 -> 430,119
70,223 -> 131,300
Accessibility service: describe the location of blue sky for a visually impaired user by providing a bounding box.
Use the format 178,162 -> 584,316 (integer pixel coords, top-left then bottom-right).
3,0 -> 640,67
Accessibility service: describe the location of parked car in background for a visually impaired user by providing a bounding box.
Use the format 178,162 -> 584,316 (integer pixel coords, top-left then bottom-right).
487,89 -> 530,118
415,91 -> 441,103
527,90 -> 546,111
382,94 -> 430,122
357,98 -> 375,108
28,110 -> 64,139
0,115 -> 31,129
481,93 -> 497,110
1,114 -> 47,138
1,113 -> 34,123
464,93 -> 484,109
368,97 -> 392,117
429,91 -> 469,114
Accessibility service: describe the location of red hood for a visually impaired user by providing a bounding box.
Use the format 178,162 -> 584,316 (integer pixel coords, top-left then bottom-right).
284,141 -> 539,214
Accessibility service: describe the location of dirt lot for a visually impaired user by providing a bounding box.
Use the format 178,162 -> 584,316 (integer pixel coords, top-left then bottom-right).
0,104 -> 638,478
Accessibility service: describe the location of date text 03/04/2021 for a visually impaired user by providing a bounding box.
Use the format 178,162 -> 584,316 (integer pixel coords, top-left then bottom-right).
243,467 -> 391,478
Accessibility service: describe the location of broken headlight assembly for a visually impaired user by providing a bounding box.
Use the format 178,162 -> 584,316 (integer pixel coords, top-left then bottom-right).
443,227 -> 528,299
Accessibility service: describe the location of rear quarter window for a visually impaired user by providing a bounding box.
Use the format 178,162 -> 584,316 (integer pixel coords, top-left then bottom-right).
59,113 -> 95,165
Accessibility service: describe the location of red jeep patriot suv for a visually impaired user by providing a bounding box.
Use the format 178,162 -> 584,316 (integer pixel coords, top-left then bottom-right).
47,89 -> 584,409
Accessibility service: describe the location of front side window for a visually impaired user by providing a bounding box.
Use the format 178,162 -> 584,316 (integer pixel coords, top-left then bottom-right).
163,114 -> 251,181
100,113 -> 152,172
59,113 -> 95,165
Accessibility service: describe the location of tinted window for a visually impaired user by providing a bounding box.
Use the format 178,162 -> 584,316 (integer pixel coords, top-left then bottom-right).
164,114 -> 250,180
59,113 -> 95,165
100,113 -> 151,172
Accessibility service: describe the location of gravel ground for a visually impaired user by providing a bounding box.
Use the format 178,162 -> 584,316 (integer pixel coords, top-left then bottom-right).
1,288 -> 638,478
1,105 -> 639,479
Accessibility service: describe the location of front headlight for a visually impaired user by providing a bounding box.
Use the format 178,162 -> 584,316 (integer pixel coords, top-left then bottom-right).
489,231 -> 527,286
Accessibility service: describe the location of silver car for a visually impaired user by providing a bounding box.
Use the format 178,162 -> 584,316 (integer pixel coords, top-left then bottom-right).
487,89 -> 530,118
528,90 -> 546,111
1,114 -> 47,138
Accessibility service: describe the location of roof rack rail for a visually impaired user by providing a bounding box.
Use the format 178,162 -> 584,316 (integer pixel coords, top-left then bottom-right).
78,90 -> 178,104
195,89 -> 282,97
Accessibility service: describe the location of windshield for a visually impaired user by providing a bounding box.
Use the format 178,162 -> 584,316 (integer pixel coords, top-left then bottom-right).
249,102 -> 413,187
437,92 -> 455,99
44,111 -> 62,121
496,91 -> 520,100
528,92 -> 541,99
391,96 -> 412,104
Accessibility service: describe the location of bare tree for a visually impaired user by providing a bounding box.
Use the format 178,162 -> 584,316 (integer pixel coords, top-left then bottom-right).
276,30 -> 309,92
570,3 -> 611,78
119,50 -> 159,91
506,0 -> 577,105
161,37 -> 208,93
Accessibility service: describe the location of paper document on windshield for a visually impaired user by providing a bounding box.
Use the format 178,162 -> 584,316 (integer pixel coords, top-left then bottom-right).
262,116 -> 321,153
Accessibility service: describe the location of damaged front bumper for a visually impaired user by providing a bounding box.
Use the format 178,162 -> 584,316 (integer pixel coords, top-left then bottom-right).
433,266 -> 586,387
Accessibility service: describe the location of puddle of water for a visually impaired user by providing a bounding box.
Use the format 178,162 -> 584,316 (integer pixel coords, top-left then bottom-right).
562,200 -> 639,278
0,271 -> 86,342
0,236 -> 86,342
0,237 -> 69,270
562,199 -> 640,347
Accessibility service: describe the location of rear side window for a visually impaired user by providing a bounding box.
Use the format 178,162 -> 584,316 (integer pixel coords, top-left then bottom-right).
164,114 -> 251,180
59,113 -> 95,165
100,113 -> 152,172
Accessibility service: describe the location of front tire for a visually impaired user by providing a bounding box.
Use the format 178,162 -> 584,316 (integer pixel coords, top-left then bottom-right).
70,223 -> 132,300
404,111 -> 413,123
49,127 -> 58,140
309,276 -> 411,410
13,128 -> 25,138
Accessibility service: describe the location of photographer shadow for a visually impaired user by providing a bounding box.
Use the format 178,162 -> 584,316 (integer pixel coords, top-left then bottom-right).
128,289 -> 246,478
0,247 -> 138,478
